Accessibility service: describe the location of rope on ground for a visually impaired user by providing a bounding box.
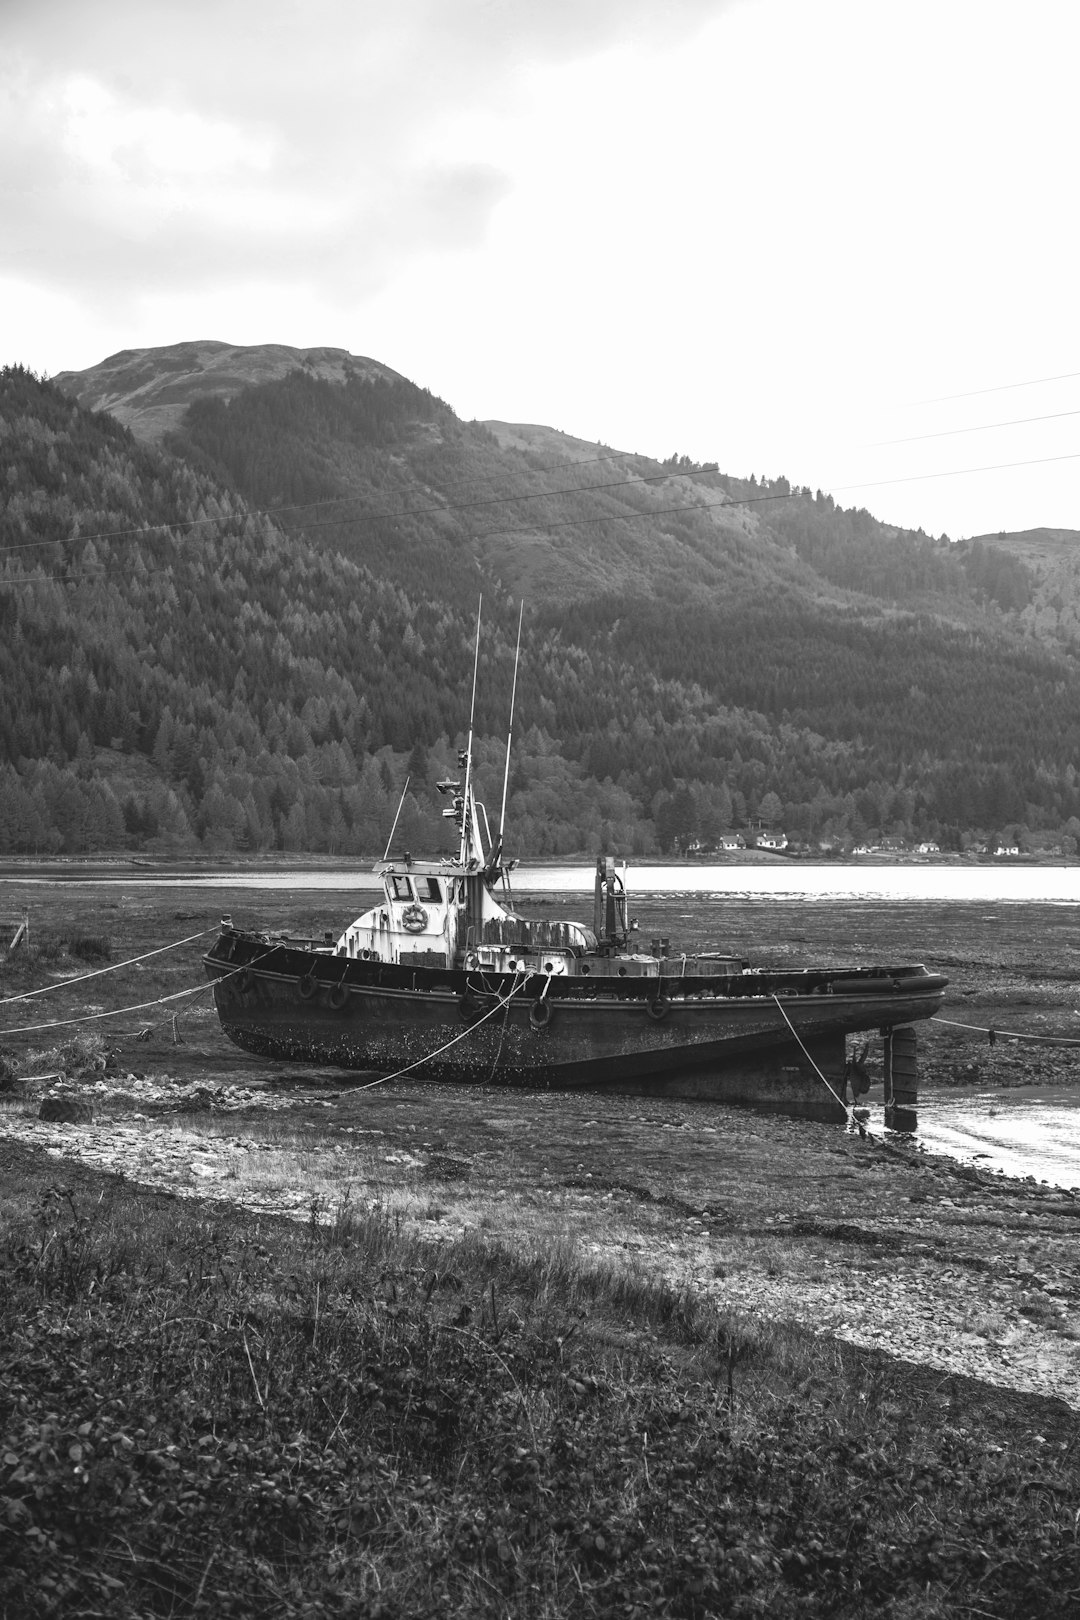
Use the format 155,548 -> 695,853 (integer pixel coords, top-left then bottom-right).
0,927 -> 218,1007
356,970 -> 537,1091
770,994 -> 872,1139
931,1015 -> 1080,1048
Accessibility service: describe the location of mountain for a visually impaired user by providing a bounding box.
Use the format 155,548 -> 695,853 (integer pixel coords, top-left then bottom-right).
2,348 -> 1079,859
53,340 -> 402,445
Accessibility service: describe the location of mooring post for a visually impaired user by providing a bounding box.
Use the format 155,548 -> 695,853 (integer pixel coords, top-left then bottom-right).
883,1024 -> 918,1132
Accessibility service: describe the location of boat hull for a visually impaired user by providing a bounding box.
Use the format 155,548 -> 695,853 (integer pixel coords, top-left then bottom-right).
204,936 -> 947,1123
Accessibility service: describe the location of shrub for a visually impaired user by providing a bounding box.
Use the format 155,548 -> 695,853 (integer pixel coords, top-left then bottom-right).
64,934 -> 112,963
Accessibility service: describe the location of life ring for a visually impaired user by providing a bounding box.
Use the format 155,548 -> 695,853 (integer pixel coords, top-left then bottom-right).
298,973 -> 318,999
646,997 -> 669,1021
329,983 -> 349,1010
529,999 -> 552,1029
401,903 -> 428,934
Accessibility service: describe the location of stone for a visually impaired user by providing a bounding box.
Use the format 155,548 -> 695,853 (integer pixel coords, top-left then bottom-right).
39,1093 -> 94,1125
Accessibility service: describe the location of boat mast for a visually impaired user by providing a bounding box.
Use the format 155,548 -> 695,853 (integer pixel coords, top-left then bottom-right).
459,599 -> 483,865
381,776 -> 411,861
492,600 -> 523,873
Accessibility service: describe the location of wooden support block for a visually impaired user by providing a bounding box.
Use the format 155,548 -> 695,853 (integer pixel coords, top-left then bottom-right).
883,1024 -> 918,1132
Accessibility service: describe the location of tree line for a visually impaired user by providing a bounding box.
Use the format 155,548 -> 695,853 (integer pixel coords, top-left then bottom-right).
1,362 -> 1078,860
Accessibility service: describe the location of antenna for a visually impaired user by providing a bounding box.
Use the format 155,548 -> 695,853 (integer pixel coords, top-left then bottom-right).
460,598 -> 482,863
495,601 -> 524,863
382,775 -> 411,861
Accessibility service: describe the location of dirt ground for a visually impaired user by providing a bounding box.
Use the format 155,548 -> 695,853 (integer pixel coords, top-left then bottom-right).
4,874 -> 1080,1421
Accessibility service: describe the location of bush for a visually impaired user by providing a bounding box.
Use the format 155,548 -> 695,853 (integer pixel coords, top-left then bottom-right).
65,934 -> 112,963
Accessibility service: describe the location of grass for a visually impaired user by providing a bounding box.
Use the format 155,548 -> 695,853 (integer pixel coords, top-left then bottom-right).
2,1157 -> 1080,1619
5,882 -> 1080,1612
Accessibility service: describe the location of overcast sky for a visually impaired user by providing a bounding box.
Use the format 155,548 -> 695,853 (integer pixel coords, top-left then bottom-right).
3,0 -> 1078,538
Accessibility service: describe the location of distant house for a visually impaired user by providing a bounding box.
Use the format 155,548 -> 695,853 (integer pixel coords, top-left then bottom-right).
916,841 -> 940,855
756,831 -> 788,851
994,844 -> 1020,857
717,833 -> 744,851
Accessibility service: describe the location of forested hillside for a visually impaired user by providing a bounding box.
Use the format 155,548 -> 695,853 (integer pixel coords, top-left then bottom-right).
3,351 -> 1080,859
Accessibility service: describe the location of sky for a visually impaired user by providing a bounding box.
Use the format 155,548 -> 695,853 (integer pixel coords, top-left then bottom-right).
3,0 -> 1078,539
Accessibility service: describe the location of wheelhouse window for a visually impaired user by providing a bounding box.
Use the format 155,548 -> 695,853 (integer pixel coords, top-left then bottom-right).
389,876 -> 413,900
420,877 -> 443,903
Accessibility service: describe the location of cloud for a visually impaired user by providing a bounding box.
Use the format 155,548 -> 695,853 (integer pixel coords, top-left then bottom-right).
0,0 -> 727,312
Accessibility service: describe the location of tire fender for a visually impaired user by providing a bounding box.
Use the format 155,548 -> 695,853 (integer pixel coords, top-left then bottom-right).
529,999 -> 552,1029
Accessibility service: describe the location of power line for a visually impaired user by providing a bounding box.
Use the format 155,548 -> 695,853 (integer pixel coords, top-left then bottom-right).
0,456 -> 722,560
3,412 -> 1079,586
911,369 -> 1080,405
5,447 -> 1077,590
831,448 -> 1080,496
0,483 -> 777,588
3,371 -> 1076,563
868,406 -> 1080,448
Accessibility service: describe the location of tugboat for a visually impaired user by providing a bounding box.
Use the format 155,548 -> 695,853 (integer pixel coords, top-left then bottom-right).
204,615 -> 947,1121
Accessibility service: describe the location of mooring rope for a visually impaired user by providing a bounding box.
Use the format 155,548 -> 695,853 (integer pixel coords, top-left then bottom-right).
355,969 -> 538,1091
0,980 -> 216,1036
770,994 -> 872,1138
931,1014 -> 1080,1048
0,927 -> 217,1008
0,948 -> 276,1037
486,968 -> 531,1081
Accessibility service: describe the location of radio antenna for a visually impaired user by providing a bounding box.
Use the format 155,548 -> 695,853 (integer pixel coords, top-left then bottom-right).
460,598 -> 482,862
495,601 -> 524,864
382,776 -> 411,861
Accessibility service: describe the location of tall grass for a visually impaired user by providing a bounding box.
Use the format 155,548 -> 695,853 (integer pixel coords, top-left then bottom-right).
2,1174 -> 1078,1618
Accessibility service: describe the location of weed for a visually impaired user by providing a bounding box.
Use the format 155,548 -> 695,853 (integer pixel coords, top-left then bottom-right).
1019,1292 -> 1065,1327
960,1308 -> 1012,1339
24,1029 -> 109,1078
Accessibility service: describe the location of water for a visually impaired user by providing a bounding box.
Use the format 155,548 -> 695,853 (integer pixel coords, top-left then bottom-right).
913,1086 -> 1080,1193
20,860 -> 1079,904
512,862 -> 1080,904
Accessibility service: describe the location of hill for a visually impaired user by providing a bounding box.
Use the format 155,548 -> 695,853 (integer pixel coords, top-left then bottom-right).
1,350 -> 1079,858
970,527 -> 1080,645
53,340 -> 403,445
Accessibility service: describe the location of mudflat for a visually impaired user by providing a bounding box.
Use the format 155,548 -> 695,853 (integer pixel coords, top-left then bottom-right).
3,875 -> 1080,1412
6,876 -> 1080,1616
